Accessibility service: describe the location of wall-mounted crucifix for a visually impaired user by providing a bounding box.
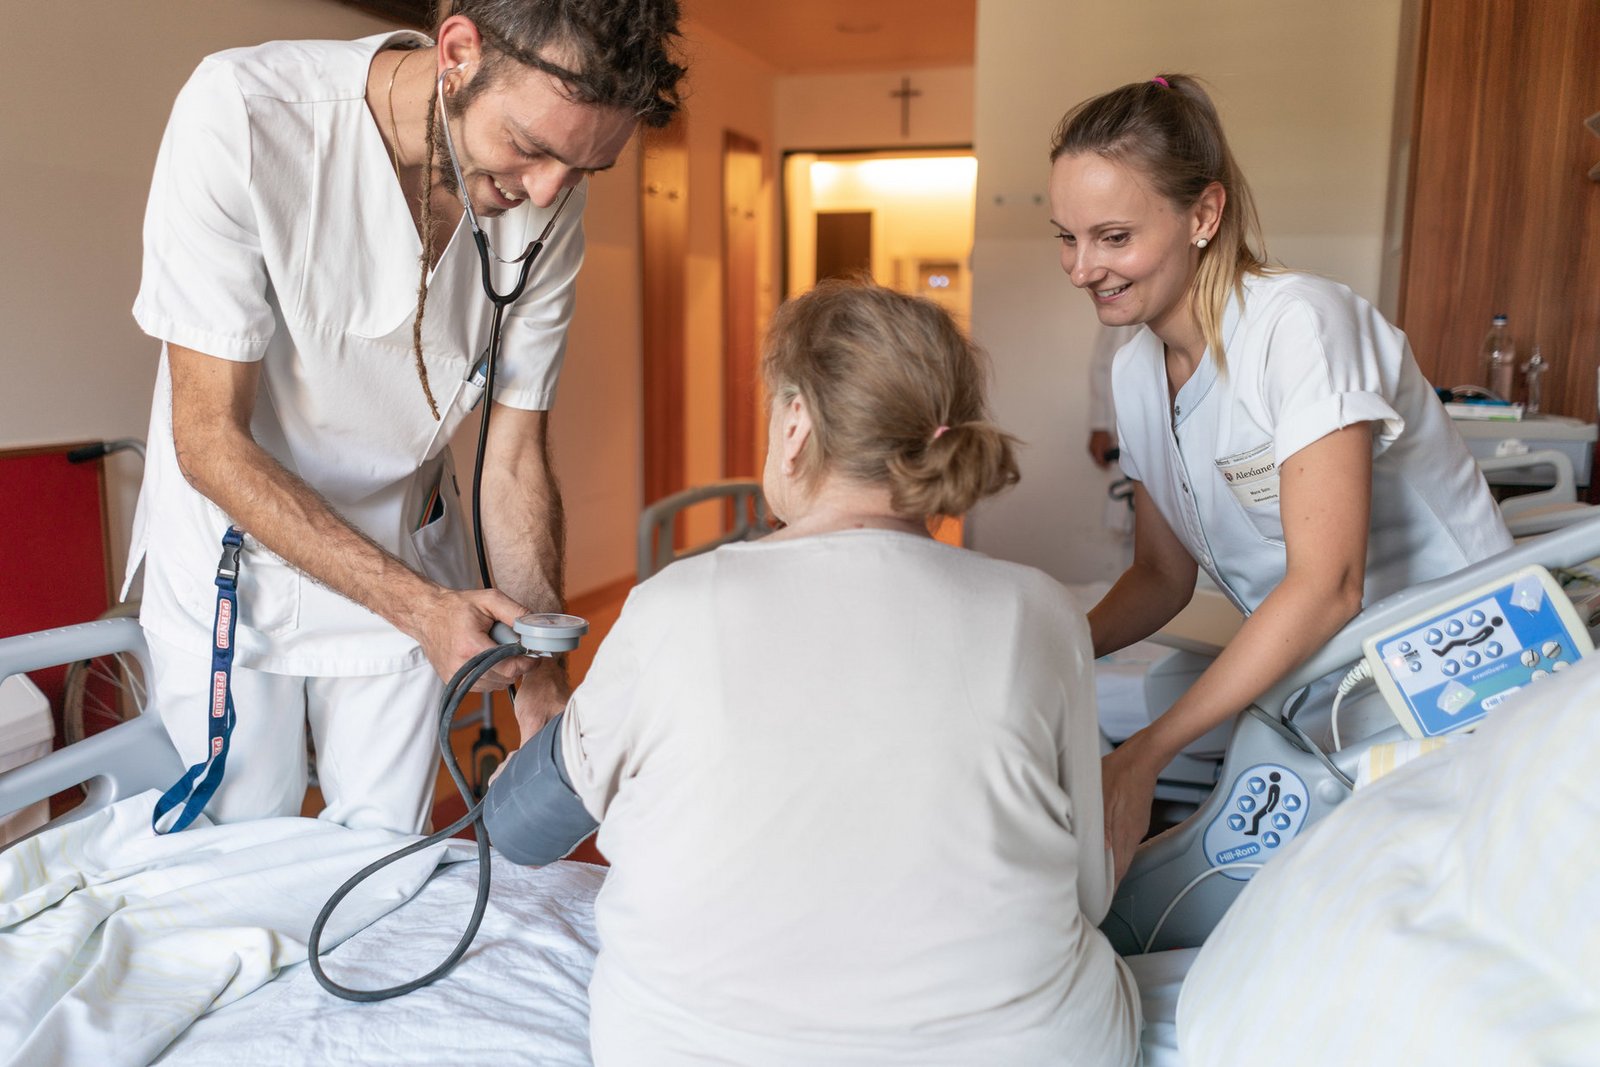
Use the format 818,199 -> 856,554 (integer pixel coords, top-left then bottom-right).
889,76 -> 923,138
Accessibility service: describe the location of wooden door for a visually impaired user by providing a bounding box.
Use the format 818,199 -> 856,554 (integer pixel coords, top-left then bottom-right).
1399,0 -> 1600,419
722,131 -> 764,479
640,116 -> 689,507
815,211 -> 873,283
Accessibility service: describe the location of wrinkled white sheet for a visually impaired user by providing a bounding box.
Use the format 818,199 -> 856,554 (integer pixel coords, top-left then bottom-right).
1127,948 -> 1195,1067
159,857 -> 603,1066
0,791 -> 465,1067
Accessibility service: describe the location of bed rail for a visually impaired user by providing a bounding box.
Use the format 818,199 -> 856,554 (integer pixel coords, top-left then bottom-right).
637,480 -> 770,581
0,617 -> 181,838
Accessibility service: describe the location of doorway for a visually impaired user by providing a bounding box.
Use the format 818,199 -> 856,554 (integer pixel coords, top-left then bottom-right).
783,149 -> 979,544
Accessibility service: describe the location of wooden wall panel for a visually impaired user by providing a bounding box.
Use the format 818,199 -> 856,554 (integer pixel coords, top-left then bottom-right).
640,118 -> 689,506
722,130 -> 764,480
1400,0 -> 1600,419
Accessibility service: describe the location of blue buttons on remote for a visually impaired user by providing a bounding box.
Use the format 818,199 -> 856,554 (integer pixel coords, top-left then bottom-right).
1464,651 -> 1481,668
1426,628 -> 1443,645
1447,619 -> 1464,636
1443,661 -> 1461,676
1468,610 -> 1486,627
1205,765 -> 1311,883
1486,642 -> 1502,659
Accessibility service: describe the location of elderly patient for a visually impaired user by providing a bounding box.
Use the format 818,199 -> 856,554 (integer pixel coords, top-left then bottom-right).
485,279 -> 1141,1065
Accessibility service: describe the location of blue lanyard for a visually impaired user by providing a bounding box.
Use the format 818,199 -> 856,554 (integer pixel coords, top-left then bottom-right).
152,526 -> 244,834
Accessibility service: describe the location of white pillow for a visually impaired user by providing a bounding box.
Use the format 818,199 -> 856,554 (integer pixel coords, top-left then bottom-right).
1176,656 -> 1600,1066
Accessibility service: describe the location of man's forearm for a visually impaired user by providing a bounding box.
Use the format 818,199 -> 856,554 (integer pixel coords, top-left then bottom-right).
176,424 -> 440,631
480,455 -> 565,615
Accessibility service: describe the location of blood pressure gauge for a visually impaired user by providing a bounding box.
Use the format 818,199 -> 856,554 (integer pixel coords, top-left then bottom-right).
509,612 -> 589,655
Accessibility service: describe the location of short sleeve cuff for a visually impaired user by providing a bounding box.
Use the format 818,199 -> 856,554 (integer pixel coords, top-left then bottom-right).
132,301 -> 270,362
1115,431 -> 1142,482
1275,390 -> 1404,464
492,383 -> 559,412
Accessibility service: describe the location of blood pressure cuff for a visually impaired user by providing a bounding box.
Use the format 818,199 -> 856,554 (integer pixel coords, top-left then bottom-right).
482,712 -> 598,866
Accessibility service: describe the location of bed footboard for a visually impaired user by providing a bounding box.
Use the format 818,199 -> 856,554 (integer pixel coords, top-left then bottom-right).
0,617 -> 182,841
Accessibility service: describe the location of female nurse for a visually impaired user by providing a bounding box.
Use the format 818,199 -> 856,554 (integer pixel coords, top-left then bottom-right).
1046,74 -> 1512,877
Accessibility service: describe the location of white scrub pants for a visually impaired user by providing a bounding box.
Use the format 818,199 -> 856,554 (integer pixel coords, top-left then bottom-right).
145,631 -> 442,833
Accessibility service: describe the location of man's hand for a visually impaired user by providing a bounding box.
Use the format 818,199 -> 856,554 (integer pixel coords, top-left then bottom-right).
403,586 -> 538,690
512,658 -> 571,742
1101,739 -> 1162,885
1087,429 -> 1117,469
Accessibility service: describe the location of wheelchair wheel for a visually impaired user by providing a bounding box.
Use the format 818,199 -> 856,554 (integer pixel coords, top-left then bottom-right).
61,601 -> 147,748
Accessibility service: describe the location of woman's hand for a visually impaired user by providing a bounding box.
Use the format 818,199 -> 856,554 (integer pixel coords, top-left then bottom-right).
1101,739 -> 1162,885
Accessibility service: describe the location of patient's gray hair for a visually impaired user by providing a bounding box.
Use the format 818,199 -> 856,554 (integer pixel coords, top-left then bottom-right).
762,279 -> 1020,520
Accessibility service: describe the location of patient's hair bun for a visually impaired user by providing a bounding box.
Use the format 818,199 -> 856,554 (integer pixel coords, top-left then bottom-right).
762,279 -> 1021,520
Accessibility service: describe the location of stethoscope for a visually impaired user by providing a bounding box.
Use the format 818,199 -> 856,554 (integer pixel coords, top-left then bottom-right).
432,65 -> 577,588
307,63 -> 589,1003
435,67 -> 576,315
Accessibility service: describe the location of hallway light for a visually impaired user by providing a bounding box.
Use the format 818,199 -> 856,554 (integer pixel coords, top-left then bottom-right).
809,156 -> 978,199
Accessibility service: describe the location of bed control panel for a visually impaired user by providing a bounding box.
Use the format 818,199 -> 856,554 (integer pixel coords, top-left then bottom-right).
1362,565 -> 1591,739
1202,763 -> 1310,880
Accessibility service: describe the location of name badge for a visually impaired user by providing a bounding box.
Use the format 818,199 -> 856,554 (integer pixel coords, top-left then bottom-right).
1216,442 -> 1279,508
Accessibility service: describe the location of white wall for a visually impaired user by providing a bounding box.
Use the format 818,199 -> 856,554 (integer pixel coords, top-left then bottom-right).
0,0 -> 644,598
966,0 -> 1407,585
776,67 -> 974,150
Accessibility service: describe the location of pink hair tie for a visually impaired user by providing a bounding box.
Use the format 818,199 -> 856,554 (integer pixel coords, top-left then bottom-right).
932,425 -> 951,441
1151,75 -> 1170,88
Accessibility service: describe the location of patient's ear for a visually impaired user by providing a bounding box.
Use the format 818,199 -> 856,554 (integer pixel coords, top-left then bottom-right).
780,396 -> 813,473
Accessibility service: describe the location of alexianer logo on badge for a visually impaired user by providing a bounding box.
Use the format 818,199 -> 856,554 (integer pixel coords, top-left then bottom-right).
1215,442 -> 1279,508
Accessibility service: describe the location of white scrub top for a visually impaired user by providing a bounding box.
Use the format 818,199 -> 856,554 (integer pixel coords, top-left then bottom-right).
1113,271 -> 1511,614
128,33 -> 587,675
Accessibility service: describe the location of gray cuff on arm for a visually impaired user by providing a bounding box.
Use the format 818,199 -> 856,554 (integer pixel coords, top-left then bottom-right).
482,712 -> 599,866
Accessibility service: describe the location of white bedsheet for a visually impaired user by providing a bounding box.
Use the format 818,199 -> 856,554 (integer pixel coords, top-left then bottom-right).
161,857 -> 602,1066
0,791 -> 466,1067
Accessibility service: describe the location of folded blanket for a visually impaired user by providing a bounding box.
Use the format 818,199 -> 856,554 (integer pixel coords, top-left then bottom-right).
0,792 -> 466,1067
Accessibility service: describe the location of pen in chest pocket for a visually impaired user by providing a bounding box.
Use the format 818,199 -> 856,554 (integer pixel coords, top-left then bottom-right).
467,347 -> 490,408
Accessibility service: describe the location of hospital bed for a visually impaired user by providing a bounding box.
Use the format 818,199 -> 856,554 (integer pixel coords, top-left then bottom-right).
1103,509 -> 1600,957
1100,448 -> 1599,815
6,491 -> 1597,1065
0,481 -> 1199,1066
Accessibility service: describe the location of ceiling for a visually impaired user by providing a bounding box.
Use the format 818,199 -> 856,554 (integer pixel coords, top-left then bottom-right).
684,0 -> 977,74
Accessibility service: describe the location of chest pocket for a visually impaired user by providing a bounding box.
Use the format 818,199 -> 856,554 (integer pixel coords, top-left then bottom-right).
1215,442 -> 1285,544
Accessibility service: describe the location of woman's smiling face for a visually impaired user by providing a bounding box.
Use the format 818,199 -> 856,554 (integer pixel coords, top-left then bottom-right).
1048,151 -> 1206,338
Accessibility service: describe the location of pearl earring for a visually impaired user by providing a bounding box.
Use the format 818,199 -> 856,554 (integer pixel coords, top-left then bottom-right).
1195,237 -> 1209,249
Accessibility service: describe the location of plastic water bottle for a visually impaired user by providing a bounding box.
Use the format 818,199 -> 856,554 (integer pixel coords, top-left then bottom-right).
1481,314 -> 1515,401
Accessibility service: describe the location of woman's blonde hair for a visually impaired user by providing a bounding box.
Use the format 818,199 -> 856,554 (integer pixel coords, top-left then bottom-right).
761,279 -> 1020,520
1049,73 -> 1270,371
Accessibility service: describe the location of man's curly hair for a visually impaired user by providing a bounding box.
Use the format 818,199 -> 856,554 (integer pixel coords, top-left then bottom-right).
448,0 -> 684,127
